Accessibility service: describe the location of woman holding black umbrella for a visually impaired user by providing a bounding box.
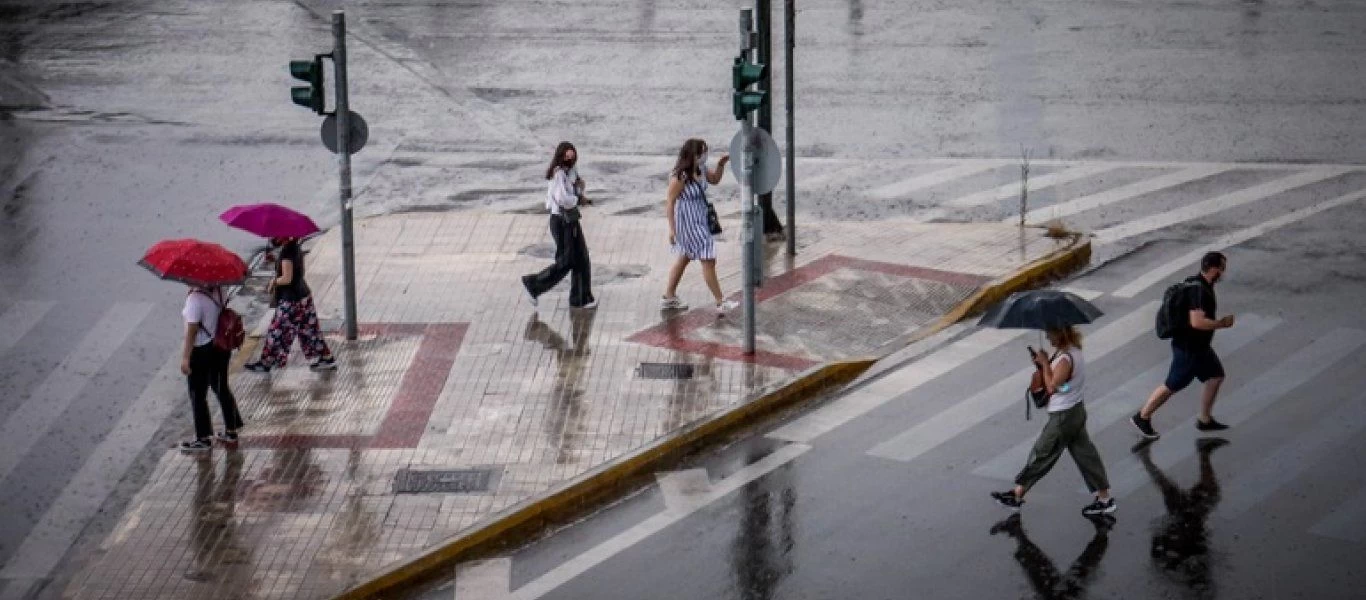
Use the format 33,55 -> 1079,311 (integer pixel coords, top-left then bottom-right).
977,290 -> 1114,516
990,325 -> 1116,516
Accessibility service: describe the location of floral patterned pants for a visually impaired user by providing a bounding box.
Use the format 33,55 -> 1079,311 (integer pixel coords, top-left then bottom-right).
258,295 -> 333,368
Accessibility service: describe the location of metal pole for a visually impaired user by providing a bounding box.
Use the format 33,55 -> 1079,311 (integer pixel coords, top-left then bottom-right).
783,0 -> 796,257
333,10 -> 358,341
739,8 -> 757,356
755,0 -> 778,237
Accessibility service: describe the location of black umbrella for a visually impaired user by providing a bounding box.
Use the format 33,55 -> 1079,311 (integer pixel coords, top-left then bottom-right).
977,290 -> 1103,330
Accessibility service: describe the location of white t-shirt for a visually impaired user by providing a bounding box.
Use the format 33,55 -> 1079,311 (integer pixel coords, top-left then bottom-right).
1046,351 -> 1085,413
545,167 -> 580,215
182,289 -> 223,347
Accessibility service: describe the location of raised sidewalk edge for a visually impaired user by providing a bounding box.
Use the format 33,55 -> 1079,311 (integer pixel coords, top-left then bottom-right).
331,230 -> 1092,600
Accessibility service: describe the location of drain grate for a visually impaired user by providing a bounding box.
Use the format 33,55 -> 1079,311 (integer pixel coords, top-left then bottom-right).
637,362 -> 695,379
393,469 -> 493,494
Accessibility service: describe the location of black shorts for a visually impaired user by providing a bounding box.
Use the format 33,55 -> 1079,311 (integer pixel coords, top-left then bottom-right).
1165,346 -> 1225,392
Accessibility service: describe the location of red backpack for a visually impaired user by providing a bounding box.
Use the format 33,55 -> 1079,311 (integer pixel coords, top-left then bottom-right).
194,290 -> 245,352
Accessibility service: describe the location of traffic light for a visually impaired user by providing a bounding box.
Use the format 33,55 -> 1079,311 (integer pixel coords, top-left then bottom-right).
290,56 -> 326,115
732,57 -> 766,120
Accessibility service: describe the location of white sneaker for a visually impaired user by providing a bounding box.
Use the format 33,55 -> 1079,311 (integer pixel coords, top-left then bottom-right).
660,296 -> 688,310
578,300 -> 598,309
716,299 -> 740,316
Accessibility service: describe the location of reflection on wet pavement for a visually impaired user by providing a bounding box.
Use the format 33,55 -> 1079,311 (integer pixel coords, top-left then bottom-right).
1138,438 -> 1228,599
990,512 -> 1115,600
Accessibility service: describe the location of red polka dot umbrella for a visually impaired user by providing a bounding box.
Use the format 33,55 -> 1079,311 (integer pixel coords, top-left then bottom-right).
138,238 -> 249,287
219,203 -> 321,239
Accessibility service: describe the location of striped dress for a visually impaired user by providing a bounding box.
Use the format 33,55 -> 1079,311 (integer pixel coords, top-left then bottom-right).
673,171 -> 714,260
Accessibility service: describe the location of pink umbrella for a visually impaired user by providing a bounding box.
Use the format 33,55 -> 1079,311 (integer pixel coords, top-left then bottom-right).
219,203 -> 321,238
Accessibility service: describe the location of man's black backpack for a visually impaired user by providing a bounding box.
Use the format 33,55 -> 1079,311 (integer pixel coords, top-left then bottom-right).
1155,277 -> 1199,339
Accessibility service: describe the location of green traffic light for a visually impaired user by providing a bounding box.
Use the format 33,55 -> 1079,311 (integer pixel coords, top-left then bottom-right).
288,57 -> 326,115
731,56 -> 767,120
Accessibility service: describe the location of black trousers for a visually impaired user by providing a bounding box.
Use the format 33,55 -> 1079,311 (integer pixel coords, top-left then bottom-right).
187,344 -> 244,439
524,214 -> 594,307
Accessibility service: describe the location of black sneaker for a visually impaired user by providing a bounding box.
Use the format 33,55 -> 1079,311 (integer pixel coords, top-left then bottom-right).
243,361 -> 271,373
991,490 -> 1025,511
1081,496 -> 1117,516
1131,413 -> 1159,439
179,439 -> 212,453
1195,417 -> 1229,431
309,358 -> 337,372
215,431 -> 238,444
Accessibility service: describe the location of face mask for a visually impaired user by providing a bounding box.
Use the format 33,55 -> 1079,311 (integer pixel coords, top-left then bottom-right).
697,152 -> 709,170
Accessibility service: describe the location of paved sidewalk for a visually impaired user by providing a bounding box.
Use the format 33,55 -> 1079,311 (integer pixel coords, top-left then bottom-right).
66,211 -> 1080,600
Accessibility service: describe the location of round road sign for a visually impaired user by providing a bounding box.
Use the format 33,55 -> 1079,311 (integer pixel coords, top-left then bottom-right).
321,110 -> 369,155
728,127 -> 782,196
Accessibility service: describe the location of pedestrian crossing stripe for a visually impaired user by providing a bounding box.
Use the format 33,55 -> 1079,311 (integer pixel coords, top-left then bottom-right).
0,300 -> 55,354
970,313 -> 1281,483
1014,165 -> 1226,225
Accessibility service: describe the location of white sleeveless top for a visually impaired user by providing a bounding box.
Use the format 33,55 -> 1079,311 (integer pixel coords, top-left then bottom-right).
1046,350 -> 1084,413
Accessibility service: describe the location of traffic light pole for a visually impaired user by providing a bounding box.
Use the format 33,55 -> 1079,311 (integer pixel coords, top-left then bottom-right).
739,8 -> 757,356
784,0 -> 796,257
333,10 -> 359,341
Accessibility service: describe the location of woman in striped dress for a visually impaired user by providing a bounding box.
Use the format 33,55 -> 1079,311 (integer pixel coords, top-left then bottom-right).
661,138 -> 739,316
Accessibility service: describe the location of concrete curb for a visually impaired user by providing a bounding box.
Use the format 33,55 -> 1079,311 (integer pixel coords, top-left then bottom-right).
332,358 -> 874,600
331,229 -> 1093,600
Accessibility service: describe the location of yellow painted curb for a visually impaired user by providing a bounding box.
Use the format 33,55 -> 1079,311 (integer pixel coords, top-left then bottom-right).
331,358 -> 874,600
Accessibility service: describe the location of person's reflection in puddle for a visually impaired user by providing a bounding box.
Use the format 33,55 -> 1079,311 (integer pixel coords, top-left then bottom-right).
185,450 -> 246,583
990,512 -> 1116,599
524,310 -> 597,463
1136,437 -> 1228,598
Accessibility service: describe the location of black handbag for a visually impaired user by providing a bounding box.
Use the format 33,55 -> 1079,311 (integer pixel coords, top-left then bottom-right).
560,206 -> 582,224
705,202 -> 722,235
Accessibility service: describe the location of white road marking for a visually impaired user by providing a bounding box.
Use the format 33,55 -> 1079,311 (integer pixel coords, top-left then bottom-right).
1309,484 -> 1366,544
454,558 -> 513,600
946,164 -> 1118,208
1106,328 -> 1366,497
0,300 -> 54,354
655,468 -> 713,512
867,302 -> 1157,464
1015,165 -> 1226,224
864,163 -> 1000,201
511,443 -> 810,600
766,329 -> 1026,443
1219,398 -> 1366,520
0,354 -> 182,580
0,302 -> 153,484
1093,168 -> 1351,245
971,314 -> 1279,483
1112,188 -> 1366,298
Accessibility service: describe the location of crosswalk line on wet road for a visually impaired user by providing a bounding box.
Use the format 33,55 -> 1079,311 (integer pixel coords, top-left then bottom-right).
867,301 -> 1157,464
1015,165 -> 1227,225
1217,395 -> 1366,520
1309,483 -> 1366,544
509,443 -> 810,600
945,164 -> 1119,208
0,300 -> 54,355
0,354 -> 183,581
970,313 -> 1281,483
1112,187 -> 1366,298
1093,167 -> 1352,245
1105,328 -> 1366,497
865,163 -> 1001,201
455,558 -> 513,600
0,302 -> 153,484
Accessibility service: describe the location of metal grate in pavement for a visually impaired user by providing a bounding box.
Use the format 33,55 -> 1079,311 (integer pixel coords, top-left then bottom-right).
636,362 -> 695,379
393,468 -> 494,494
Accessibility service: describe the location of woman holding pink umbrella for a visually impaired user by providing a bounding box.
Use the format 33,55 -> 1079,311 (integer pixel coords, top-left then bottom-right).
219,203 -> 337,373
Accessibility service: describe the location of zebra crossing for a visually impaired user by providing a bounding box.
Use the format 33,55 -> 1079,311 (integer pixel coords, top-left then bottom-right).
765,249 -> 1366,546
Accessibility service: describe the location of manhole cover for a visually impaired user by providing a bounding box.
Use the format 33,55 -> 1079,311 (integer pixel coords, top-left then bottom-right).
393,469 -> 493,494
637,362 -> 695,379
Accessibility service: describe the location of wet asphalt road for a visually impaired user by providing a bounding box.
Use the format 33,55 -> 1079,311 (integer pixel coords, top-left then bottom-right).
419,200 -> 1366,600
2,0 -> 1365,597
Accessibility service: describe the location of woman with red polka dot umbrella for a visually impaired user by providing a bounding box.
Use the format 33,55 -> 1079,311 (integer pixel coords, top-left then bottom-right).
139,238 -> 248,452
